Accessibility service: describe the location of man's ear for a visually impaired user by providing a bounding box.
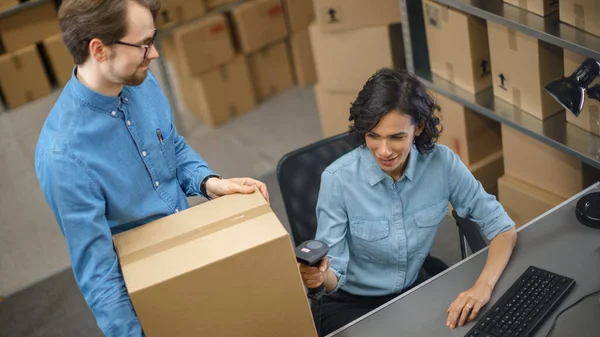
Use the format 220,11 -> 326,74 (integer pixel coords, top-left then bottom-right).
89,38 -> 109,62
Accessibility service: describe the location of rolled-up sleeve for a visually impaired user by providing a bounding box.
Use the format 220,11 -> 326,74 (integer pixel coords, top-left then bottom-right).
315,169 -> 350,293
36,151 -> 144,337
445,149 -> 515,240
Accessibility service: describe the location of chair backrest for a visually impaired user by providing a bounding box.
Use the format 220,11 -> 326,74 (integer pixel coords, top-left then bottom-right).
451,209 -> 488,257
276,133 -> 359,246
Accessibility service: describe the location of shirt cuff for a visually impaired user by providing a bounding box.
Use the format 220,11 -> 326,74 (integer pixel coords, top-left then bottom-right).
326,267 -> 346,295
192,168 -> 218,196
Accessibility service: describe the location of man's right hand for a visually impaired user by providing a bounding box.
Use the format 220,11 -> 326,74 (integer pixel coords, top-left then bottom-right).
299,256 -> 330,288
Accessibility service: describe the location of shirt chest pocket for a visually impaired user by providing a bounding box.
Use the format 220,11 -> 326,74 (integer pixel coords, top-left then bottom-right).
158,123 -> 176,175
413,201 -> 448,258
348,218 -> 391,264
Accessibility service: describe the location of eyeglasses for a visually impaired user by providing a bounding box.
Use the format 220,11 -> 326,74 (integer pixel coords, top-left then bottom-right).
113,29 -> 158,59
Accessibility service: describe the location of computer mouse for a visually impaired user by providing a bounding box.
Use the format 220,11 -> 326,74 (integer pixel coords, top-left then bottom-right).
575,192 -> 600,229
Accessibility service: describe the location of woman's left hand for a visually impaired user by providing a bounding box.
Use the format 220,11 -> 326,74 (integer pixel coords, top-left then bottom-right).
446,280 -> 493,329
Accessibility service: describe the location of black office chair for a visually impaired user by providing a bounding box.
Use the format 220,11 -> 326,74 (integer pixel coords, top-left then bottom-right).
276,132 -> 449,276
451,209 -> 488,259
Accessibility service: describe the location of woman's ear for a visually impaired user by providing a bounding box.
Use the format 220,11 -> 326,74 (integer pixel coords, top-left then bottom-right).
415,121 -> 425,137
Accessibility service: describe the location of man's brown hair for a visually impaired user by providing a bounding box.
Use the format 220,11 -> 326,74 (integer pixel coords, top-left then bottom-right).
58,0 -> 161,65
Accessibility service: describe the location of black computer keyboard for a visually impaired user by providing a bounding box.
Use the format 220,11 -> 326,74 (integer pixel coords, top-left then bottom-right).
464,266 -> 575,337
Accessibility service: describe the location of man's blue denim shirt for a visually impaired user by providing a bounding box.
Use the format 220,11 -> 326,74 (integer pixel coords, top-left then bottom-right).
35,70 -> 216,336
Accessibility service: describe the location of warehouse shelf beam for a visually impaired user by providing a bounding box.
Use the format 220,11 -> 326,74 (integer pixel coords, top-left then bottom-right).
0,0 -> 49,20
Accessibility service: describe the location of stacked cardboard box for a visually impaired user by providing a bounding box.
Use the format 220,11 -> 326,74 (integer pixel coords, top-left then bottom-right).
503,0 -> 559,16
0,2 -> 60,109
487,21 -> 564,120
560,0 -> 600,37
423,0 -> 492,94
43,34 -> 74,88
155,0 -> 207,29
0,45 -> 52,110
113,191 -> 318,337
162,13 -> 256,126
231,0 -> 294,101
0,0 -> 17,11
499,125 -> 600,227
282,0 -> 316,87
310,0 -> 404,138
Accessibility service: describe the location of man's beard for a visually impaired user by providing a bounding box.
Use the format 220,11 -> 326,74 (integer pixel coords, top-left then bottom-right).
108,56 -> 150,86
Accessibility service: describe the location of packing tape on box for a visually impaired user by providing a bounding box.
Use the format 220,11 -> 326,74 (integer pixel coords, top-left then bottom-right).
25,90 -> 34,102
11,56 -> 23,70
446,62 -> 455,82
508,29 -> 518,51
590,105 -> 599,134
440,6 -> 449,23
513,87 -> 521,108
453,137 -> 462,158
518,0 -> 528,9
117,204 -> 273,266
574,4 -> 585,30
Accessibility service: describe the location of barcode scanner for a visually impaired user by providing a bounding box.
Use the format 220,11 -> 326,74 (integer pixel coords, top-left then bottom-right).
295,240 -> 329,300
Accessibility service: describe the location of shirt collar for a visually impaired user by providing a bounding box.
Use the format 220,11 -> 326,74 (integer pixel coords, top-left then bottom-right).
67,67 -> 128,116
361,145 -> 419,186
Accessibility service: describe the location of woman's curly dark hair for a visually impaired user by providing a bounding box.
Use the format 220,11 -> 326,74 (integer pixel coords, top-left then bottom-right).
349,68 -> 441,154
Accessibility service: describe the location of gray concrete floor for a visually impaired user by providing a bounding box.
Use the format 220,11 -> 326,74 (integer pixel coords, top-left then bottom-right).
0,63 -> 461,336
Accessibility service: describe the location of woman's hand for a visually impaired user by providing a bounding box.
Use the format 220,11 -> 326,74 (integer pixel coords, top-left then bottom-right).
299,256 -> 330,288
446,280 -> 493,329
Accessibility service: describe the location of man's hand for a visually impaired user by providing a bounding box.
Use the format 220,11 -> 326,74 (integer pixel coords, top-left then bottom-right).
446,280 -> 493,329
204,177 -> 269,202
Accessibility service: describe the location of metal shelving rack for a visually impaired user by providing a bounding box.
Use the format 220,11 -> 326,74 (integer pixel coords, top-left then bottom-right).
399,0 -> 600,170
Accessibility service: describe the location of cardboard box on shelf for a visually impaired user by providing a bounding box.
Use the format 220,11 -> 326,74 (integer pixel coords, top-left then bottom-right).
113,191 -> 317,337
423,0 -> 492,94
0,45 -> 52,110
0,2 -> 60,53
563,50 -> 600,136
171,14 -> 235,76
247,41 -> 294,101
43,34 -> 74,88
314,85 -> 356,138
488,21 -> 564,120
436,93 -> 502,166
560,0 -> 600,37
503,0 -> 559,16
309,23 -> 405,93
498,174 -> 565,227
288,29 -> 316,87
282,0 -> 314,34
231,0 -> 288,54
501,124 -> 600,199
0,0 -> 18,11
155,0 -> 207,29
314,0 -> 401,33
